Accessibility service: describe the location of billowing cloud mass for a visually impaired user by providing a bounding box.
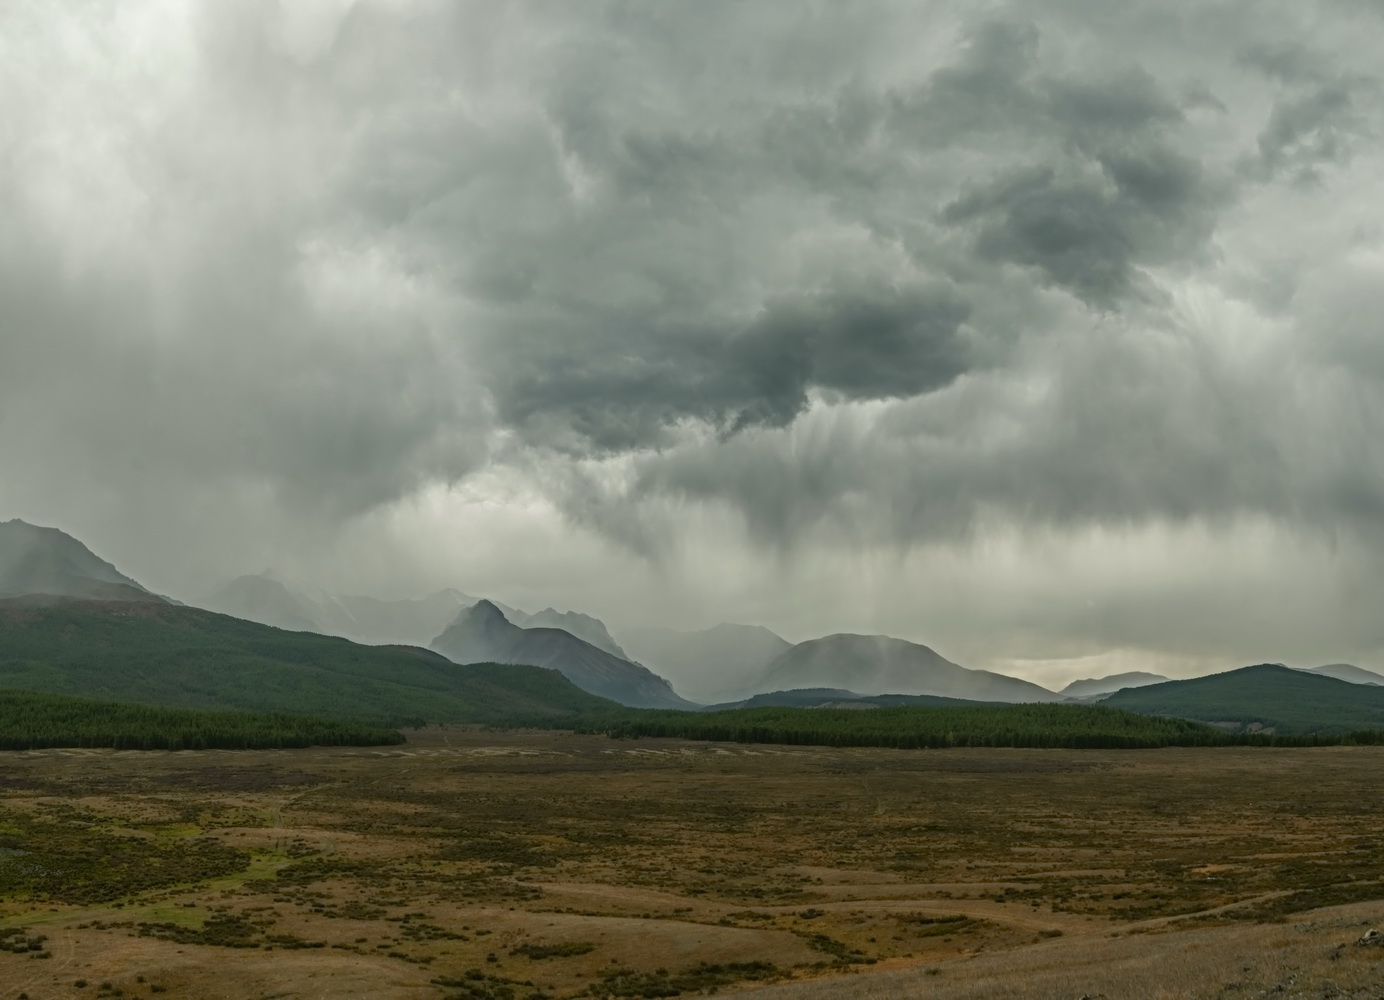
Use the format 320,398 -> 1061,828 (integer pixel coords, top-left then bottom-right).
3,0 -> 1384,684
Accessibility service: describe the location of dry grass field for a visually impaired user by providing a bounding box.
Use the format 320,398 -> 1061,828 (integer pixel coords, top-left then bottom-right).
1,729 -> 1382,999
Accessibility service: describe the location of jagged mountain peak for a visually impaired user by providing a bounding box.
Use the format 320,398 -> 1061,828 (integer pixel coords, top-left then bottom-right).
431,601 -> 695,710
520,606 -> 628,658
466,598 -> 509,621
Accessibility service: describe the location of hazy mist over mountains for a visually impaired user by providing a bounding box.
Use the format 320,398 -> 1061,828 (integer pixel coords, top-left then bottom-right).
430,600 -> 695,709
4,518 -> 1384,712
5,2 -> 1384,689
759,635 -> 1063,703
207,574 -> 477,648
1060,672 -> 1171,700
622,624 -> 794,703
0,518 -> 164,604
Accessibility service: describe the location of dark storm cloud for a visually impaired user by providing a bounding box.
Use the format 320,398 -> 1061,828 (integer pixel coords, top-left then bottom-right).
1239,42 -> 1379,184
484,281 -> 972,452
1254,79 -> 1375,182
444,1 -> 1384,565
388,9 -> 1236,449
941,148 -> 1213,307
4,0 -> 1384,667
933,49 -> 1224,307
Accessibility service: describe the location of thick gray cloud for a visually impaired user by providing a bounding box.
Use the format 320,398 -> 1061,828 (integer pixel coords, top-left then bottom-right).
484,281 -> 973,451
3,0 -> 1384,682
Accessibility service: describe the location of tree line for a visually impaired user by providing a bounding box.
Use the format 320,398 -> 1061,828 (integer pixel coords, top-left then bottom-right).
575,703 -> 1384,750
0,688 -> 404,750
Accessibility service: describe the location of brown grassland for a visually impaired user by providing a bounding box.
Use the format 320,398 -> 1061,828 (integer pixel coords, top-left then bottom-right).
1,728 -> 1382,999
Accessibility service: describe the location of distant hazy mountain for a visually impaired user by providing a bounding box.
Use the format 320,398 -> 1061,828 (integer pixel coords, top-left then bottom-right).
431,600 -> 696,709
756,634 -> 1062,703
204,575 -> 490,646
207,574 -> 325,633
1060,671 -> 1169,700
324,589 -> 477,647
1103,663 -> 1384,734
620,623 -> 794,702
0,519 -> 163,603
520,607 -> 629,659
1301,663 -> 1384,686
707,688 -> 1001,711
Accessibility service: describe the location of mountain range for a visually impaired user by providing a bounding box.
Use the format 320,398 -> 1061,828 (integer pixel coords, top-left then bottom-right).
517,607 -> 629,659
430,600 -> 695,709
0,595 -> 612,724
191,564 -> 1384,711
7,518 -> 1384,733
206,574 -> 685,707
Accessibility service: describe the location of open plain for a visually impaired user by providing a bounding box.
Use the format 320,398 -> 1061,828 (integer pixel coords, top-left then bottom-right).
1,729 -> 1383,1000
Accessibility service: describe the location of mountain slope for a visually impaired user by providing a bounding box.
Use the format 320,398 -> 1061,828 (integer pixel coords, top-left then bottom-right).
1060,671 -> 1169,700
0,596 -> 614,724
207,574 -> 324,632
1103,663 -> 1384,734
431,600 -> 695,709
0,519 -> 162,602
1302,663 -> 1384,685
619,623 -> 793,702
521,608 -> 629,659
756,634 -> 1061,703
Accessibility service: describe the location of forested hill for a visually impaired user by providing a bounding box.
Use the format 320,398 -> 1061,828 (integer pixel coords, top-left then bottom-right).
1102,663 -> 1384,734
0,596 -> 617,725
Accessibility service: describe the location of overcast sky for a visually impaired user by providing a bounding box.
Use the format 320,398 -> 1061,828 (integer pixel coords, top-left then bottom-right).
4,0 -> 1384,686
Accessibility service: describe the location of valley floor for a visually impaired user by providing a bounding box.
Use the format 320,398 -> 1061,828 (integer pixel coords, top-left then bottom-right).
0,731 -> 1382,999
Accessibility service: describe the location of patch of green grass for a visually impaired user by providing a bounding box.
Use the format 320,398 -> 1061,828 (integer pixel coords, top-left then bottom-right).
0,808 -> 249,905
